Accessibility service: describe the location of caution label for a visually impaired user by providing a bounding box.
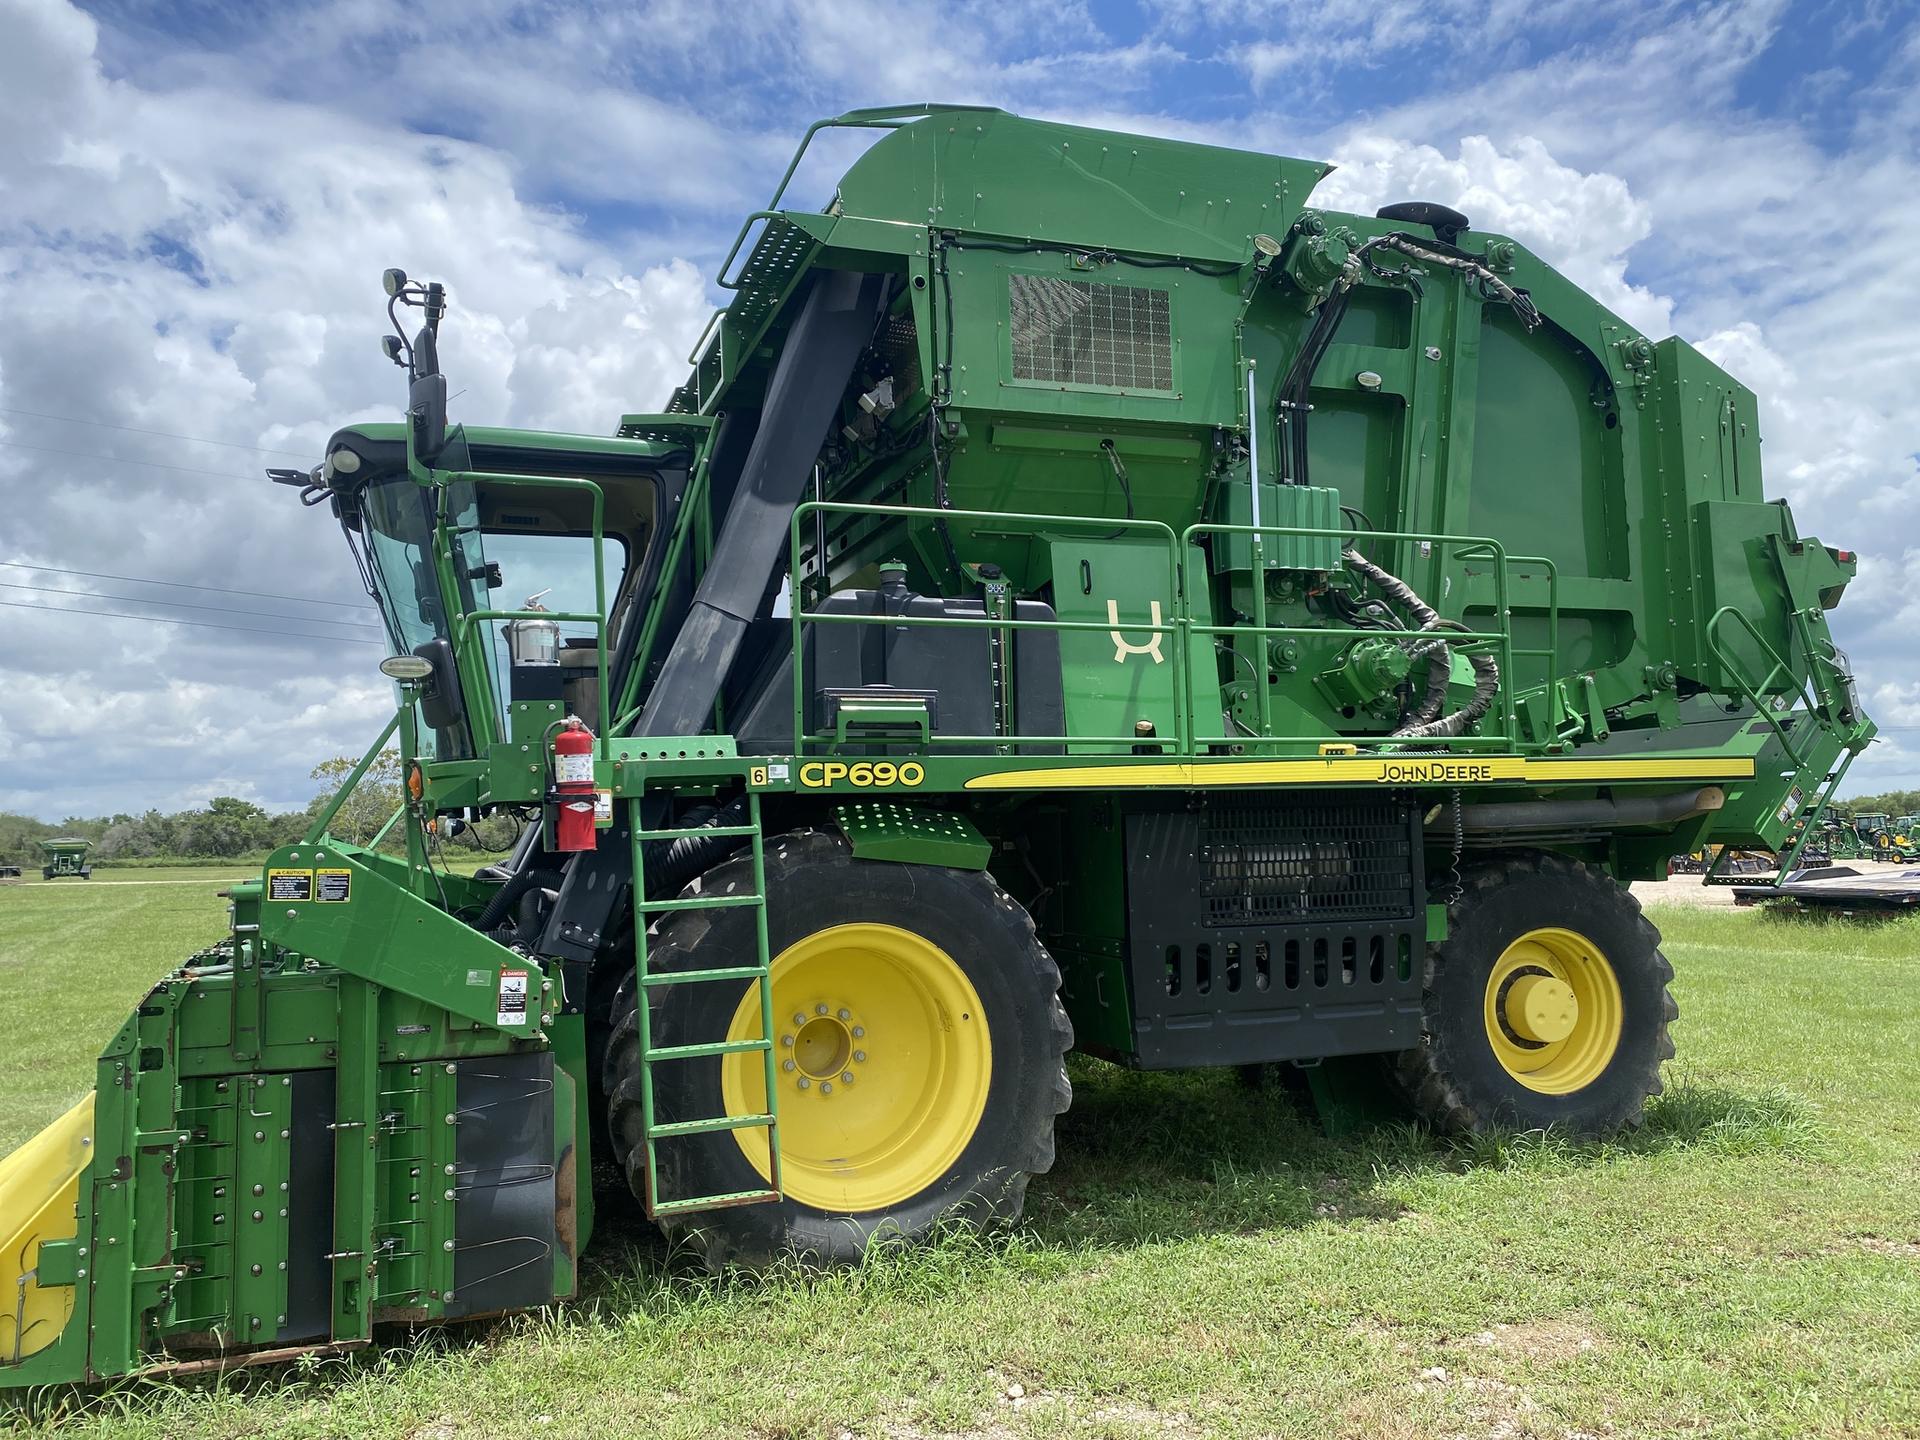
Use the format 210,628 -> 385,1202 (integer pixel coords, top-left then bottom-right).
316,868 -> 352,902
267,869 -> 313,902
496,969 -> 529,1027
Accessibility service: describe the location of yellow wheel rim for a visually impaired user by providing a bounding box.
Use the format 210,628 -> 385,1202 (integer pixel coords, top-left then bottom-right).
722,922 -> 991,1213
1481,927 -> 1623,1094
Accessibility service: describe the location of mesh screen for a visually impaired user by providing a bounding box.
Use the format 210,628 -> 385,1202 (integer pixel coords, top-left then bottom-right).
1199,796 -> 1416,926
1008,274 -> 1173,391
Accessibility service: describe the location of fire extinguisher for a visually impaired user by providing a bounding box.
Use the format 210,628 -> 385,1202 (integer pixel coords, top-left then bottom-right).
550,716 -> 598,853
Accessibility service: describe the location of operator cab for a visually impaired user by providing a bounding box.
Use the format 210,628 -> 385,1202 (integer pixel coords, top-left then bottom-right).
277,270 -> 692,764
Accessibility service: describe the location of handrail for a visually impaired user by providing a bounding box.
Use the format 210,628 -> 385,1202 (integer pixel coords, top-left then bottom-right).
789,500 -> 1185,755
782,499 -> 1551,759
1704,605 -> 1816,765
716,105 -> 1002,289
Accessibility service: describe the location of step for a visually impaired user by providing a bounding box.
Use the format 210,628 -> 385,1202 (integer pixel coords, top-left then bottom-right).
635,892 -> 765,914
641,964 -> 770,988
648,1111 -> 777,1139
650,1187 -> 780,1216
647,1037 -> 772,1061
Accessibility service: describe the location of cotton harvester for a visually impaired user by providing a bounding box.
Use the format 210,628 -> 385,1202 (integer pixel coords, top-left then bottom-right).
0,105 -> 1873,1386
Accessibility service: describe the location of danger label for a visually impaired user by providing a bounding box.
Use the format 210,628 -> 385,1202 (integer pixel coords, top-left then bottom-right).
267,869 -> 313,902
315,868 -> 351,902
496,970 -> 529,1027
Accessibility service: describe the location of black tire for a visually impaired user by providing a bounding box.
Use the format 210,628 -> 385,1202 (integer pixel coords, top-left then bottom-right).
603,830 -> 1072,1266
1396,851 -> 1675,1136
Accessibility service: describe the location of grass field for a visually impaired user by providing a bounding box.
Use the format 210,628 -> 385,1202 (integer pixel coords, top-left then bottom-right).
2,873 -> 1917,1438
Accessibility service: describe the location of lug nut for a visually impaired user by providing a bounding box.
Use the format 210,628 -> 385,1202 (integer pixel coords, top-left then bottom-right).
782,1059 -> 796,1072
781,1034 -> 793,1047
853,1050 -> 866,1063
793,1013 -> 806,1027
841,1072 -> 854,1084
819,1082 -> 832,1094
837,1008 -> 851,1021
797,1078 -> 810,1090
816,1003 -> 828,1016
852,1026 -> 865,1038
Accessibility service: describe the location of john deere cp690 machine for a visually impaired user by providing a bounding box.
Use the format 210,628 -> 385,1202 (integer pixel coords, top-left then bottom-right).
1,105 -> 1873,1385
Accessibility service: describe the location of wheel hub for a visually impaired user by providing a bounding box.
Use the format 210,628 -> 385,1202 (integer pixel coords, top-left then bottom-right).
1503,973 -> 1578,1043
783,1006 -> 864,1091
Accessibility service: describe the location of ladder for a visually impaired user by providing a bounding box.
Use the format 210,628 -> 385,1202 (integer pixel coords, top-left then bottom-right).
626,791 -> 784,1217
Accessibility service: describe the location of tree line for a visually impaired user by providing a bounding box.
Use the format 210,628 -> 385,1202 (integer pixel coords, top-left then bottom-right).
0,752 -> 516,866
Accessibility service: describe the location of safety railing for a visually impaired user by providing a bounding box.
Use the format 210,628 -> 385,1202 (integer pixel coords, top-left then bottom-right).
1704,605 -> 1817,768
783,498 -> 1559,759
787,501 -> 1187,754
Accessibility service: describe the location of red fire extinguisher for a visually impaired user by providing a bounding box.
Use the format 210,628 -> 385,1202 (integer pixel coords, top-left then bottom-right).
551,717 -> 598,853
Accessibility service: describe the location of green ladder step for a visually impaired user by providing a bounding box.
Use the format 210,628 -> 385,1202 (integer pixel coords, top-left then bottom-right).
647,1037 -> 772,1061
648,1111 -> 776,1139
634,892 -> 764,913
650,1188 -> 781,1216
642,964 -> 769,987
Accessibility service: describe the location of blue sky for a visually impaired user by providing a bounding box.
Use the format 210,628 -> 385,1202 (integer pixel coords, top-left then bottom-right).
1,0 -> 1915,818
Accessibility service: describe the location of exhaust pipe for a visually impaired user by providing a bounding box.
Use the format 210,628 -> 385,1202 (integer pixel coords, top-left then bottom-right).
1429,786 -> 1726,835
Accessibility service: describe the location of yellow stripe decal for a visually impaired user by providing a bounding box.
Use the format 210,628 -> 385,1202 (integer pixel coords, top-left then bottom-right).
961,756 -> 1756,790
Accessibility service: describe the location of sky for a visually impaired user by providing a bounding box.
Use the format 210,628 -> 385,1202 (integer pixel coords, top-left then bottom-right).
0,0 -> 1915,819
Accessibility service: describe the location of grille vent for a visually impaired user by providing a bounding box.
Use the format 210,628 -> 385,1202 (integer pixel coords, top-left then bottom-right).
1199,795 -> 1416,926
1008,275 -> 1172,392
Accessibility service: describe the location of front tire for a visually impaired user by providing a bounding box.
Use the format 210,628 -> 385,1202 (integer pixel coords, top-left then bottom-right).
603,830 -> 1072,1266
1397,851 -> 1675,1136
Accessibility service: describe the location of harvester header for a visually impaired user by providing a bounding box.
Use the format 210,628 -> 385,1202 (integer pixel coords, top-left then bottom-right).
0,104 -> 1871,1388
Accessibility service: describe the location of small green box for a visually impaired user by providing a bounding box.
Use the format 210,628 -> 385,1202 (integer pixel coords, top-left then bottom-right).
1216,481 -> 1343,574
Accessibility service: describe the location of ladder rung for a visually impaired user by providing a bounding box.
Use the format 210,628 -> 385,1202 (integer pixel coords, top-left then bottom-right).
648,1038 -> 771,1061
635,892 -> 764,913
650,1188 -> 780,1215
640,823 -> 762,840
649,1112 -> 776,1139
642,964 -> 769,987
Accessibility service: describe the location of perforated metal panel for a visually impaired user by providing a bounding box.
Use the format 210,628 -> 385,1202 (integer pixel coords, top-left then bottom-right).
1009,275 -> 1173,392
1123,797 -> 1425,1068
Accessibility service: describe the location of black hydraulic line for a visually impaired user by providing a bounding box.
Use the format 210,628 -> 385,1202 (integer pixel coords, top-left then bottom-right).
633,268 -> 886,738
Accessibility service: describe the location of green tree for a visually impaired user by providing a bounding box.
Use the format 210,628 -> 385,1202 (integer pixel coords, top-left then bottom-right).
308,751 -> 404,846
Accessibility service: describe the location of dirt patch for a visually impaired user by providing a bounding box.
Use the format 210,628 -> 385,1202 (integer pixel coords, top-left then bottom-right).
1470,1317 -> 1604,1363
1841,1235 -> 1920,1259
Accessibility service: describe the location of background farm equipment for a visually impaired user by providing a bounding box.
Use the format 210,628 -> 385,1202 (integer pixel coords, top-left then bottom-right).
37,839 -> 91,881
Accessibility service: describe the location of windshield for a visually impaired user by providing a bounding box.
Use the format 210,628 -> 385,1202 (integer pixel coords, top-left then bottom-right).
362,477 -> 447,655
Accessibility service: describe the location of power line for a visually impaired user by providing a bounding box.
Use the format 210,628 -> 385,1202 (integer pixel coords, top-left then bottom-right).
0,437 -> 263,483
0,581 -> 382,633
0,560 -> 372,612
0,405 -> 314,459
0,597 -> 385,645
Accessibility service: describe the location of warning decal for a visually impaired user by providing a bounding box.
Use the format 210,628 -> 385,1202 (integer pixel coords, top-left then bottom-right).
496,969 -> 529,1027
316,868 -> 352,902
267,869 -> 313,902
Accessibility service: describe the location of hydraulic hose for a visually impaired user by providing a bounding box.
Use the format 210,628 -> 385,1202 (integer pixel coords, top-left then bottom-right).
1340,547 -> 1500,739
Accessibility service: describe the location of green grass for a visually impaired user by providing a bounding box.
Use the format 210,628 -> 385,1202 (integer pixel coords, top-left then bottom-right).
3,888 -> 1918,1438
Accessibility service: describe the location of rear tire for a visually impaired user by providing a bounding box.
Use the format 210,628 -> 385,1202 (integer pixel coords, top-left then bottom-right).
603,830 -> 1072,1267
1396,851 -> 1675,1137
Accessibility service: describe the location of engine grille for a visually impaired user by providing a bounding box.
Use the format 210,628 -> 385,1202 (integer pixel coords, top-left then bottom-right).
1008,275 -> 1173,392
1199,795 -> 1417,926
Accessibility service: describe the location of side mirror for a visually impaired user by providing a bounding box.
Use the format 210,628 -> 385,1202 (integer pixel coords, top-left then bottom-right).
410,638 -> 467,735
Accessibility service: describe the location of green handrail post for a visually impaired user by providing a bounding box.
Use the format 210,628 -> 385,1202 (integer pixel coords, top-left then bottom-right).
305,710 -> 402,844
